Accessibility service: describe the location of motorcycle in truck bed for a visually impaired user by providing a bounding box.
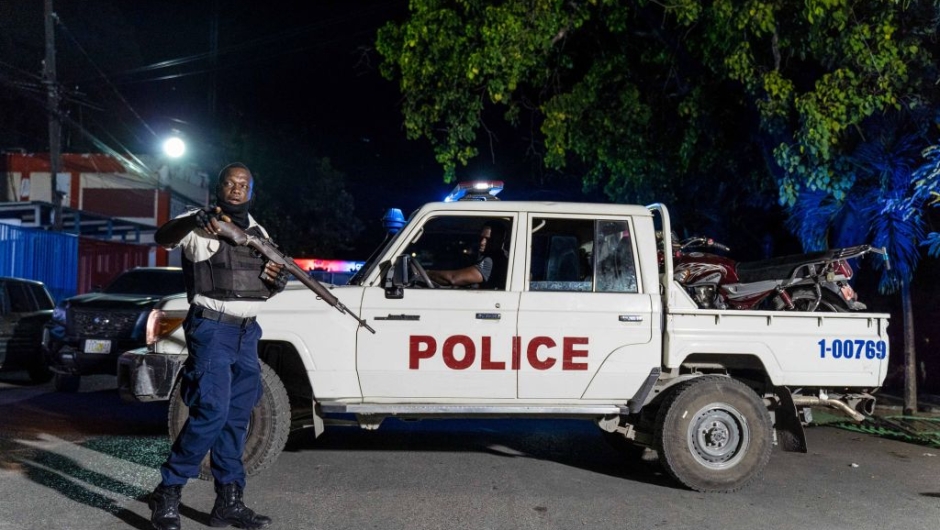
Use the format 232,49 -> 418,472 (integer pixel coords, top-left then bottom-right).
118,190 -> 890,492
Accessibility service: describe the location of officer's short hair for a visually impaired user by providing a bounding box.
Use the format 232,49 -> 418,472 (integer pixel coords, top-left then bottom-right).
217,162 -> 252,189
483,220 -> 507,242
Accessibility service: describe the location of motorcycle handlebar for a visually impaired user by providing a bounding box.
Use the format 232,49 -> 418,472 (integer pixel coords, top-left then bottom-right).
679,236 -> 730,253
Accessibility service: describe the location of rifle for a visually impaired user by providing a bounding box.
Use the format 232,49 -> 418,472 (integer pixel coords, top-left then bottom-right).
214,220 -> 376,334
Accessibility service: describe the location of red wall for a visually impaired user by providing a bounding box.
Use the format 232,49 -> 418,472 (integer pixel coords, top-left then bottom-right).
77,237 -> 151,293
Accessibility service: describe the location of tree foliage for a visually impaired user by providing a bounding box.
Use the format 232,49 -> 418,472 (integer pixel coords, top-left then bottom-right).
222,125 -> 364,258
377,0 -> 938,209
914,145 -> 940,258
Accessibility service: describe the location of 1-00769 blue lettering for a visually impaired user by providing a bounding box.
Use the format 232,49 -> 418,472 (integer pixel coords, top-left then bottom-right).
817,339 -> 887,360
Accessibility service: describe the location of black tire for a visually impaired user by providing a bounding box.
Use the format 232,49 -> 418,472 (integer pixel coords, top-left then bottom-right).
54,373 -> 80,392
167,360 -> 291,480
654,376 -> 772,493
26,358 -> 53,384
773,288 -> 848,312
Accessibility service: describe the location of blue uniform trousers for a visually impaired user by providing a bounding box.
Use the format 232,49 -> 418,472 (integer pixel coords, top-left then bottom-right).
160,310 -> 263,488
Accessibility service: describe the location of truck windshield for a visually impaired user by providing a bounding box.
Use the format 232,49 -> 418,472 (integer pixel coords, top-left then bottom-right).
348,228 -> 409,286
104,269 -> 186,297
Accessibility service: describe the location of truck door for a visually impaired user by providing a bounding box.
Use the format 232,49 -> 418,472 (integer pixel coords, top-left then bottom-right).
517,215 -> 659,400
357,213 -> 520,399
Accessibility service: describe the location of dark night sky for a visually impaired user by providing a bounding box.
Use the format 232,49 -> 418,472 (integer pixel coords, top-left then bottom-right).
113,1 -> 453,218
2,0 -> 582,257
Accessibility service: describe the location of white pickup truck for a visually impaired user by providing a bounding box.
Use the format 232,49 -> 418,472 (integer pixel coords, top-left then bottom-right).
118,190 -> 890,492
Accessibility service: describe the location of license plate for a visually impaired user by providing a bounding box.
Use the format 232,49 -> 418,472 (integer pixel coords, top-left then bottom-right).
84,339 -> 111,354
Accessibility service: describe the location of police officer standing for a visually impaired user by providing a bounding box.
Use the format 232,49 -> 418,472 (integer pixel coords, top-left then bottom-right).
149,163 -> 286,530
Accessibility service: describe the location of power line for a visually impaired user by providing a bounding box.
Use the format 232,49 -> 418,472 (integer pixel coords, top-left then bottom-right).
73,2 -> 396,86
110,29 -> 375,86
55,16 -> 157,139
3,71 -> 155,181
0,59 -> 44,82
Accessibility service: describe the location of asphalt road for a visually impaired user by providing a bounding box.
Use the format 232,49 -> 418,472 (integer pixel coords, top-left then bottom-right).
1,370 -> 938,530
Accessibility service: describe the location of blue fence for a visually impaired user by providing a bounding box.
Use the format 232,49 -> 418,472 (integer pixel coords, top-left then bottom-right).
0,223 -> 78,302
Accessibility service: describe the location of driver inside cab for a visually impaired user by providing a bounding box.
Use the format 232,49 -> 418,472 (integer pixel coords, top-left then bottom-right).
427,222 -> 507,289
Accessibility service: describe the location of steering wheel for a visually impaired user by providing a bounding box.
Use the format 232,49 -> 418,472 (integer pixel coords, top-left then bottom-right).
409,259 -> 439,288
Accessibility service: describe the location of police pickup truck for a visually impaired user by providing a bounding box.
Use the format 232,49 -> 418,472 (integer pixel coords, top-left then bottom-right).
118,183 -> 890,492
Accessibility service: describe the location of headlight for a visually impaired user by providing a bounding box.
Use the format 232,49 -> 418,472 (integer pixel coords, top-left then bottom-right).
52,302 -> 68,323
146,309 -> 187,345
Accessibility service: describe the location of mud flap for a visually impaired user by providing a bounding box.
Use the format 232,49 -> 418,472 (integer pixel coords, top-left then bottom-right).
774,387 -> 808,453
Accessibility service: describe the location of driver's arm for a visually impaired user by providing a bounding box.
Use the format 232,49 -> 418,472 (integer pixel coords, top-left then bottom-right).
428,266 -> 485,287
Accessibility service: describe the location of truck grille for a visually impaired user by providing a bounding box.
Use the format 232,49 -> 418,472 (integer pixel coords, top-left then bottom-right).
69,309 -> 142,339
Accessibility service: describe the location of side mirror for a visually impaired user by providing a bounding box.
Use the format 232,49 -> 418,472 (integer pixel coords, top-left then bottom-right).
384,255 -> 410,299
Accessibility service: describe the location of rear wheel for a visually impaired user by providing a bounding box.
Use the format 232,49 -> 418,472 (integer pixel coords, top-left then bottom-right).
167,360 -> 291,480
774,288 -> 848,312
654,376 -> 772,492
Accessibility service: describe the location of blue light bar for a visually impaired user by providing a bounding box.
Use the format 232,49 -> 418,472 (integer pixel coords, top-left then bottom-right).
443,180 -> 505,202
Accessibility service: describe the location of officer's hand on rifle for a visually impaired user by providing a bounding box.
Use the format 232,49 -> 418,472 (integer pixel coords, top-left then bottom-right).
156,206 -> 227,247
261,260 -> 289,293
195,206 -> 224,234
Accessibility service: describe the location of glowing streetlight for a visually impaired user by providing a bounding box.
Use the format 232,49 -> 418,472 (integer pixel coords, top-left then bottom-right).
162,136 -> 186,158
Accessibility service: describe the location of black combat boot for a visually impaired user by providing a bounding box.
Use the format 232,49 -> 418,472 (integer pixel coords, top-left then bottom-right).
209,483 -> 272,529
149,483 -> 183,530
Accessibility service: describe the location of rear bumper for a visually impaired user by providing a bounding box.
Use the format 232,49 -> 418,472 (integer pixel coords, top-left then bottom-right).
116,348 -> 186,402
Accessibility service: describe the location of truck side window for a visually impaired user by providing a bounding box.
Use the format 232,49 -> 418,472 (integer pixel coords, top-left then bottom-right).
529,218 -> 593,292
529,218 -> 638,293
595,220 -> 638,293
404,215 -> 513,290
6,282 -> 34,313
29,284 -> 54,310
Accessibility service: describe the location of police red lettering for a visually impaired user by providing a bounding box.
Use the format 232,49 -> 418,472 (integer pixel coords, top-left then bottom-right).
409,335 -> 589,371
443,335 -> 475,370
527,336 -> 557,370
480,336 -> 505,370
409,335 -> 436,369
563,337 -> 589,370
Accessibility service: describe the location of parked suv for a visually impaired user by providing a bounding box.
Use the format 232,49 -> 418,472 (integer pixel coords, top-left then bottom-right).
43,267 -> 185,392
0,277 -> 55,383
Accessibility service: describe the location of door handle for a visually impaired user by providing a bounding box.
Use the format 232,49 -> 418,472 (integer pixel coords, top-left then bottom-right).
374,314 -> 420,321
619,315 -> 643,322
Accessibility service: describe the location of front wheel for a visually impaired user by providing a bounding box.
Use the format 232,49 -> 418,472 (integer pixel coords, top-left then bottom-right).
654,376 -> 772,492
167,359 -> 291,480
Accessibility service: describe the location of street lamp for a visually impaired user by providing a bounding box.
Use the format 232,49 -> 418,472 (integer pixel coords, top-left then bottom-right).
162,136 -> 186,158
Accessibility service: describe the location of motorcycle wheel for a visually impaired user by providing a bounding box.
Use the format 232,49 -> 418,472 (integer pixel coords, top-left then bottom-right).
774,288 -> 848,312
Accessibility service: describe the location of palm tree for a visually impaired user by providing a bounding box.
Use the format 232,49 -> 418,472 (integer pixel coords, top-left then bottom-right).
787,118 -> 935,415
912,146 -> 940,257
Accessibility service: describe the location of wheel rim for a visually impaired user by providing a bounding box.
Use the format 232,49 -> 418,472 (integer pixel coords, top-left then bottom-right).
687,403 -> 750,469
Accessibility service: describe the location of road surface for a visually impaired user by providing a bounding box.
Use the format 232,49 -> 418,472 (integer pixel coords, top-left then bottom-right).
1,371 -> 938,530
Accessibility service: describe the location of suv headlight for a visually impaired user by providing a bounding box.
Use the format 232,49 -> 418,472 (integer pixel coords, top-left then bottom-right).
52,301 -> 68,323
146,309 -> 187,346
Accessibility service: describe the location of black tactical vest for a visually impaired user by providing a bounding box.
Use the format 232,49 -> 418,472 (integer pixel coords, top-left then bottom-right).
182,225 -> 273,302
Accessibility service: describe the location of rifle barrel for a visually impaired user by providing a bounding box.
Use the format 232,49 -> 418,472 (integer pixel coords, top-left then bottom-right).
215,221 -> 376,334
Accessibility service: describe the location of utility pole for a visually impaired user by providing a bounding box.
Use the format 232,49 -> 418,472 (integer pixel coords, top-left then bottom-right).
208,0 -> 219,119
43,0 -> 63,230
902,279 -> 918,415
